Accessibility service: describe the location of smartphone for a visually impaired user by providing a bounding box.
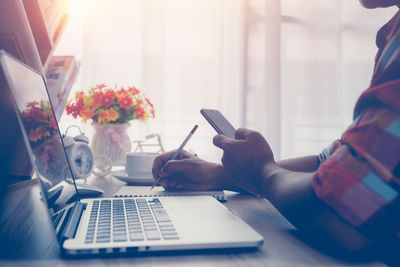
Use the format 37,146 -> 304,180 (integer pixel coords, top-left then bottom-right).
200,109 -> 236,139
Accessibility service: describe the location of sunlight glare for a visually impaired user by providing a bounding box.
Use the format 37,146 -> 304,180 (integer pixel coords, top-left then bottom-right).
67,0 -> 86,18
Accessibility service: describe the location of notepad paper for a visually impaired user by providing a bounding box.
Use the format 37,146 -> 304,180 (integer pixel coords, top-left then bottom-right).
113,186 -> 225,201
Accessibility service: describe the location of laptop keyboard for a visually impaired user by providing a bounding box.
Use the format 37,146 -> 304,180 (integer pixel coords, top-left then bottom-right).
51,208 -> 66,229
85,198 -> 179,244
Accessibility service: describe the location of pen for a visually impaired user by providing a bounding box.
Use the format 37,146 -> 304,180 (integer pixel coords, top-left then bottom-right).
151,124 -> 198,190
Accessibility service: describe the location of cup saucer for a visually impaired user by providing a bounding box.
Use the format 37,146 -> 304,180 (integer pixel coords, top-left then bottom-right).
111,170 -> 153,185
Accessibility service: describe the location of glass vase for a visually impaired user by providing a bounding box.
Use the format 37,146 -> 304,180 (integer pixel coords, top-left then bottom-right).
91,123 -> 132,165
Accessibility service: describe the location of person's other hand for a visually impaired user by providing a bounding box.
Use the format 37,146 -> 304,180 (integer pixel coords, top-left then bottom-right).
152,149 -> 229,191
213,128 -> 274,194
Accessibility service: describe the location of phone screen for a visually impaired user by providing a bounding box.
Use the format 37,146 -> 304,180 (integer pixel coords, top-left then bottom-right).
200,109 -> 236,139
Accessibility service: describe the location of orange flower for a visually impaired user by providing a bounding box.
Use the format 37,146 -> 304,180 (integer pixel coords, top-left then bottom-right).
81,107 -> 95,123
75,91 -> 85,100
28,127 -> 50,142
118,93 -> 133,109
97,110 -> 108,124
92,91 -> 103,109
100,89 -> 115,107
106,108 -> 119,122
39,128 -> 50,138
29,128 -> 42,142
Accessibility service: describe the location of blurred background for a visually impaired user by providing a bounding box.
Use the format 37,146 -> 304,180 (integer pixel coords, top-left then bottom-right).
55,0 -> 397,162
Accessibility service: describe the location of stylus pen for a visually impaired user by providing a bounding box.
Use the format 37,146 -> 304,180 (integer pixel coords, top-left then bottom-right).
151,124 -> 198,190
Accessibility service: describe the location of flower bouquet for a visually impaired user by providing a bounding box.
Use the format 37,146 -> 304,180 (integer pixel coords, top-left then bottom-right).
21,100 -> 58,148
66,83 -> 155,164
21,100 -> 69,183
66,83 -> 155,124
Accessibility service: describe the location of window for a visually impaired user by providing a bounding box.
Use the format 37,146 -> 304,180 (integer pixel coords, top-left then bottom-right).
279,0 -> 396,158
56,0 -> 397,161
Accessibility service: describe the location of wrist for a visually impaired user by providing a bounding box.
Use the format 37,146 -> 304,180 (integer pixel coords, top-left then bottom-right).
212,164 -> 237,190
259,161 -> 284,198
262,161 -> 280,176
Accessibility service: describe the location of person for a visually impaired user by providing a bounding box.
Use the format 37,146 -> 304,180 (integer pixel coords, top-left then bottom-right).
152,0 -> 400,253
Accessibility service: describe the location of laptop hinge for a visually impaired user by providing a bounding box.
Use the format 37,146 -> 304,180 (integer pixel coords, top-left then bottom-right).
62,201 -> 86,240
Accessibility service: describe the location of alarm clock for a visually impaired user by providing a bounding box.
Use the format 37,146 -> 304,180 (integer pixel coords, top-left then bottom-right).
63,132 -> 94,180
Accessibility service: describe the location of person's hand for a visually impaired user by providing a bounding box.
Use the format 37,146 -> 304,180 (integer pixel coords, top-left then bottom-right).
152,149 -> 230,191
213,128 -> 275,194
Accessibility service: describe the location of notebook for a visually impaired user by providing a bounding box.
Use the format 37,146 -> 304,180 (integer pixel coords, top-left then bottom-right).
114,186 -> 225,201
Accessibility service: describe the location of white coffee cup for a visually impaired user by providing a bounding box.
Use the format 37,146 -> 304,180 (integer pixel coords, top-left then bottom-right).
125,152 -> 158,177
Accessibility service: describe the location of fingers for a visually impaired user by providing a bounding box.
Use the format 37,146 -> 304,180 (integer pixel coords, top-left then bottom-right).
152,149 -> 194,179
152,151 -> 175,179
158,176 -> 184,191
158,159 -> 192,177
153,158 -> 195,190
213,128 -> 255,149
235,128 -> 254,140
213,134 -> 240,150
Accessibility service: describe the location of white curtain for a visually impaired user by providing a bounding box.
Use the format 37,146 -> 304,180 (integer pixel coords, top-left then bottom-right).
56,0 -> 397,163
57,0 -> 245,162
279,0 -> 396,158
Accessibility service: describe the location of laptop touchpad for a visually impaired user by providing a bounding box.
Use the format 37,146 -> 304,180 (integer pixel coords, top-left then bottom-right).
171,205 -> 236,222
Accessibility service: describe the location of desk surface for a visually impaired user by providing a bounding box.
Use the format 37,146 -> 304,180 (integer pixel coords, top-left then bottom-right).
0,175 -> 391,266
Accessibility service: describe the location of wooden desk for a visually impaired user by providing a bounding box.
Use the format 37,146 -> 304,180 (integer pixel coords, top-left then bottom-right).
0,175 -> 391,266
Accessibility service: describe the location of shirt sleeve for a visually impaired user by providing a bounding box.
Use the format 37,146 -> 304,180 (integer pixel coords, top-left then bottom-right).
312,106 -> 400,241
318,139 -> 341,165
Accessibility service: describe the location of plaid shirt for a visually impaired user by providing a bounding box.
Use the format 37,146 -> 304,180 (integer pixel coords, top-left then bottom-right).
312,10 -> 400,242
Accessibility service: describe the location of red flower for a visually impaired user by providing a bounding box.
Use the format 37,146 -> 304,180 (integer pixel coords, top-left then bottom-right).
49,116 -> 58,130
27,101 -> 39,108
96,83 -> 106,90
135,106 -> 145,119
117,87 -> 126,96
100,89 -> 115,107
118,93 -> 133,109
128,86 -> 140,95
92,91 -> 103,109
145,97 -> 154,108
66,97 -> 84,118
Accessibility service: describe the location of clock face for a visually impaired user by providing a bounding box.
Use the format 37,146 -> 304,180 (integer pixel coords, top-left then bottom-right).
71,144 -> 93,179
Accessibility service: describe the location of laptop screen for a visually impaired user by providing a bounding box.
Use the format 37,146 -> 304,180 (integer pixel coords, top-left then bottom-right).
0,51 -> 79,214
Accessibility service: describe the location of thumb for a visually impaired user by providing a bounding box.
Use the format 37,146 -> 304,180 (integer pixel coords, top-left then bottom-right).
213,134 -> 232,149
213,134 -> 244,152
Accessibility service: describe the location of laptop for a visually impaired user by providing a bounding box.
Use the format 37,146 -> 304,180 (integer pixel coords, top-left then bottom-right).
0,50 -> 263,256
